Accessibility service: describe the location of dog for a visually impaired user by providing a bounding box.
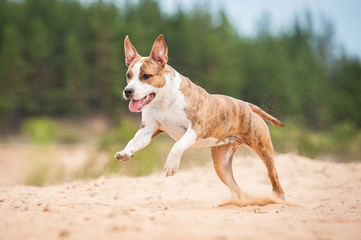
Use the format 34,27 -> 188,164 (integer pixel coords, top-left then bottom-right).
115,34 -> 285,202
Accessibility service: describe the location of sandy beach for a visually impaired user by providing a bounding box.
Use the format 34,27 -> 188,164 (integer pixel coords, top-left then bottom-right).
1,153 -> 361,240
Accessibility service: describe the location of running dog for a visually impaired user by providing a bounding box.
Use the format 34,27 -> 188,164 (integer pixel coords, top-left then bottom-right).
115,35 -> 285,202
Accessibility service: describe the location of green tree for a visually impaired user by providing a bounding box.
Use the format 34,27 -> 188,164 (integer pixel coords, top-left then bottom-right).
64,32 -> 89,114
0,23 -> 27,116
0,0 -> 360,134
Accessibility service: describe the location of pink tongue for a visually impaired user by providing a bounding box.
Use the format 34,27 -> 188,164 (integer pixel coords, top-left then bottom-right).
129,99 -> 141,112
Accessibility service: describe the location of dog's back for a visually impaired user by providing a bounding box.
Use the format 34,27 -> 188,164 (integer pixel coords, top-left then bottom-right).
178,74 -> 283,144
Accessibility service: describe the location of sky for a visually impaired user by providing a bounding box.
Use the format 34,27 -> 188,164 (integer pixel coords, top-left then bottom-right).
158,0 -> 361,58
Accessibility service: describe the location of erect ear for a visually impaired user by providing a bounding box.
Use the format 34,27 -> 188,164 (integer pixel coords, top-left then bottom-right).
124,35 -> 140,67
150,34 -> 168,67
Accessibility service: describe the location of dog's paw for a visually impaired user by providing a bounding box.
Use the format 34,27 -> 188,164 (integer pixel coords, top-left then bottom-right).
115,151 -> 132,161
164,161 -> 179,177
273,191 -> 285,201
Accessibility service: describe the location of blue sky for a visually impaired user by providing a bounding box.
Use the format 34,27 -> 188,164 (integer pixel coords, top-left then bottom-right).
158,0 -> 361,58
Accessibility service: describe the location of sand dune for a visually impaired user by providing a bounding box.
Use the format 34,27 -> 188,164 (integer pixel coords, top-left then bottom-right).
1,153 -> 361,240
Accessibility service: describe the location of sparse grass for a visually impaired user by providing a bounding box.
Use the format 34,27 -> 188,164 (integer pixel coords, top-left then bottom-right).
100,120 -> 211,177
22,117 -> 57,145
12,116 -> 361,186
270,121 -> 361,161
24,145 -> 66,186
20,117 -> 176,185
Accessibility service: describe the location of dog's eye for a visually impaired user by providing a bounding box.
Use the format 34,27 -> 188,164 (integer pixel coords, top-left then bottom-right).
126,73 -> 131,79
142,74 -> 152,80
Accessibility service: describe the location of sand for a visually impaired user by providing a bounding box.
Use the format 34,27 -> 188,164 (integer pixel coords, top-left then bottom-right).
1,153 -> 361,240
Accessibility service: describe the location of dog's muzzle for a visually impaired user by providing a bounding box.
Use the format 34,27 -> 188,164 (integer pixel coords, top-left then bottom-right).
124,88 -> 134,99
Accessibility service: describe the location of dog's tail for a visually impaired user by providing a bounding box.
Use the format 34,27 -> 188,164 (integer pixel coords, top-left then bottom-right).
247,103 -> 285,127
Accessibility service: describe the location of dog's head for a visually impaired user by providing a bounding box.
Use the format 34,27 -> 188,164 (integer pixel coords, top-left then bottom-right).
123,35 -> 169,112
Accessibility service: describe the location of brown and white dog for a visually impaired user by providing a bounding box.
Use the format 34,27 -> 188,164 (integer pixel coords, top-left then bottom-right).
115,34 -> 285,202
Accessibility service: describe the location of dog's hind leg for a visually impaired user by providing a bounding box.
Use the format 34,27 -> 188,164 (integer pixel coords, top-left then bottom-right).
252,135 -> 285,200
211,143 -> 243,201
212,141 -> 286,207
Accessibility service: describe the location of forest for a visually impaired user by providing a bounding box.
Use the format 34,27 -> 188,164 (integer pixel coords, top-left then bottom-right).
0,0 -> 361,159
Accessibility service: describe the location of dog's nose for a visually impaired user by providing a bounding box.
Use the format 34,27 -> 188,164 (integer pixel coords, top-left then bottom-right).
124,88 -> 134,98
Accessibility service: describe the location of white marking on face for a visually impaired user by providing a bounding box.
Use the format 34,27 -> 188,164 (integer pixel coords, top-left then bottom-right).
130,57 -> 145,81
125,57 -> 157,101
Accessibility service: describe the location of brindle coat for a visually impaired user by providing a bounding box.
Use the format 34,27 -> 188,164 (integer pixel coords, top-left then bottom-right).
179,75 -> 285,200
119,35 -> 285,202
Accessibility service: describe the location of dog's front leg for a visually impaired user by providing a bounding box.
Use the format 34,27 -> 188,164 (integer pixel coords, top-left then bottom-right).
115,121 -> 158,161
164,127 -> 197,176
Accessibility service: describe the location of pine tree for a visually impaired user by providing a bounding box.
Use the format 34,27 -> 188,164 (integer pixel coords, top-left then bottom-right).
0,23 -> 28,117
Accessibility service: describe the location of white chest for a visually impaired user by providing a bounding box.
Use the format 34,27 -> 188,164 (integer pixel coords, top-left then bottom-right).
148,102 -> 190,142
143,70 -> 190,141
143,70 -> 225,148
154,110 -> 223,148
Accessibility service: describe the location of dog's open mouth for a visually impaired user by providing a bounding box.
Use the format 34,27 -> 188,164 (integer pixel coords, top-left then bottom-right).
128,93 -> 156,112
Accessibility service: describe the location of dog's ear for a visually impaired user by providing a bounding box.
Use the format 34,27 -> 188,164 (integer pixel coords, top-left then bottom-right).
150,34 -> 168,67
124,35 -> 140,67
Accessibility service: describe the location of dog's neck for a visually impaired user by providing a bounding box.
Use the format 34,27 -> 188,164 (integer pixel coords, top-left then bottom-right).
148,65 -> 183,111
